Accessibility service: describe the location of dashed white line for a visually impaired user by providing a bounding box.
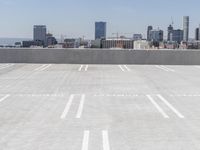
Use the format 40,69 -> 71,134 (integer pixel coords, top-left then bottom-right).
76,94 -> 85,118
0,94 -> 10,103
102,130 -> 110,150
146,95 -> 169,118
157,94 -> 184,118
60,94 -> 74,119
82,130 -> 90,150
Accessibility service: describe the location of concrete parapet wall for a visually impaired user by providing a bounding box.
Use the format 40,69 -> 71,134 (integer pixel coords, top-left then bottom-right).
0,48 -> 200,65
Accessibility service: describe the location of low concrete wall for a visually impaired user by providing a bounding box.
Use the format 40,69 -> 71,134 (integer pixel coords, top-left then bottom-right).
0,48 -> 200,65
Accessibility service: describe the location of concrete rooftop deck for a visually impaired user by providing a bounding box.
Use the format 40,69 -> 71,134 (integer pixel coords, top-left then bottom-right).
0,63 -> 200,150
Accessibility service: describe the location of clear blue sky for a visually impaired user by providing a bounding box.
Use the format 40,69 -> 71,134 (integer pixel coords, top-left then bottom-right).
0,0 -> 199,39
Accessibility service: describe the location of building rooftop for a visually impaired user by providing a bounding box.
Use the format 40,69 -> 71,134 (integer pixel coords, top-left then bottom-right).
0,63 -> 200,149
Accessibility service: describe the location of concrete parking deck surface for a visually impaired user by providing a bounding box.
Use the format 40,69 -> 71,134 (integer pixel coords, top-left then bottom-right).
0,63 -> 200,150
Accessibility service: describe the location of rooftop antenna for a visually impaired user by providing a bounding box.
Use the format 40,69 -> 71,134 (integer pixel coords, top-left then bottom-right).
171,17 -> 174,27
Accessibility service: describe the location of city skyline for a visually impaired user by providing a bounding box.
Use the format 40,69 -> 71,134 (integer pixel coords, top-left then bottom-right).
0,0 -> 200,39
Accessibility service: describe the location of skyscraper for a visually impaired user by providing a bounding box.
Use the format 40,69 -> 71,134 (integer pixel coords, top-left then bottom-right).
33,25 -> 47,45
183,16 -> 189,42
195,28 -> 199,41
95,22 -> 106,40
147,26 -> 153,41
149,29 -> 164,42
167,25 -> 173,41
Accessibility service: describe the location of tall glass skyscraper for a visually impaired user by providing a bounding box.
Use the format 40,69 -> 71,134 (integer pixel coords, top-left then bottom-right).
183,16 -> 189,42
95,22 -> 106,40
33,25 -> 47,43
147,26 -> 153,41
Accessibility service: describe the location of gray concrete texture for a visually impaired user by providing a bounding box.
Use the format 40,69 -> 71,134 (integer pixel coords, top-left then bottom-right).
1,48 -> 200,65
1,64 -> 200,150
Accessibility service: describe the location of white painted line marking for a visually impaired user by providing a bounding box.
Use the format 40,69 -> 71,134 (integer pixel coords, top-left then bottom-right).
79,65 -> 84,71
0,64 -> 14,70
157,94 -> 184,118
82,130 -> 90,150
39,64 -> 52,71
102,130 -> 110,150
124,65 -> 131,71
0,94 -> 10,103
146,95 -> 169,118
160,65 -> 175,72
118,65 -> 125,72
60,94 -> 74,119
85,65 -> 89,71
76,94 -> 85,118
34,64 -> 47,71
155,65 -> 169,72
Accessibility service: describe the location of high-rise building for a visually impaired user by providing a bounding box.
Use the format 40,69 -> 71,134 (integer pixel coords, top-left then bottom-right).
147,26 -> 153,41
149,29 -> 163,42
33,25 -> 47,45
95,22 -> 106,40
170,30 -> 184,44
167,25 -> 173,41
183,16 -> 189,42
195,28 -> 199,41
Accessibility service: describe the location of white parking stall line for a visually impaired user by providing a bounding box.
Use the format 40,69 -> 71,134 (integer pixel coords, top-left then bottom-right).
34,64 -> 48,71
102,130 -> 110,150
118,65 -> 125,72
157,94 -> 184,118
39,64 -> 52,71
160,65 -> 175,72
146,95 -> 169,118
0,94 -> 10,103
76,94 -> 85,118
79,65 -> 89,71
85,65 -> 89,71
79,65 -> 84,71
155,65 -> 169,72
123,65 -> 131,71
60,94 -> 74,119
155,65 -> 175,72
0,64 -> 14,70
82,130 -> 90,150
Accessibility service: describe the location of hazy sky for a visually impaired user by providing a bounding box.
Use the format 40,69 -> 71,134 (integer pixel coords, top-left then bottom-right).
0,0 -> 199,39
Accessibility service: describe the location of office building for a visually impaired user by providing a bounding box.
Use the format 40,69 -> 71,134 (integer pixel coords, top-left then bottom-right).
46,33 -> 57,47
183,16 -> 189,42
95,22 -> 106,40
167,25 -> 174,41
147,26 -> 153,41
133,34 -> 142,41
33,25 -> 47,45
195,28 -> 199,41
149,29 -> 164,42
170,29 -> 183,44
167,25 -> 183,44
